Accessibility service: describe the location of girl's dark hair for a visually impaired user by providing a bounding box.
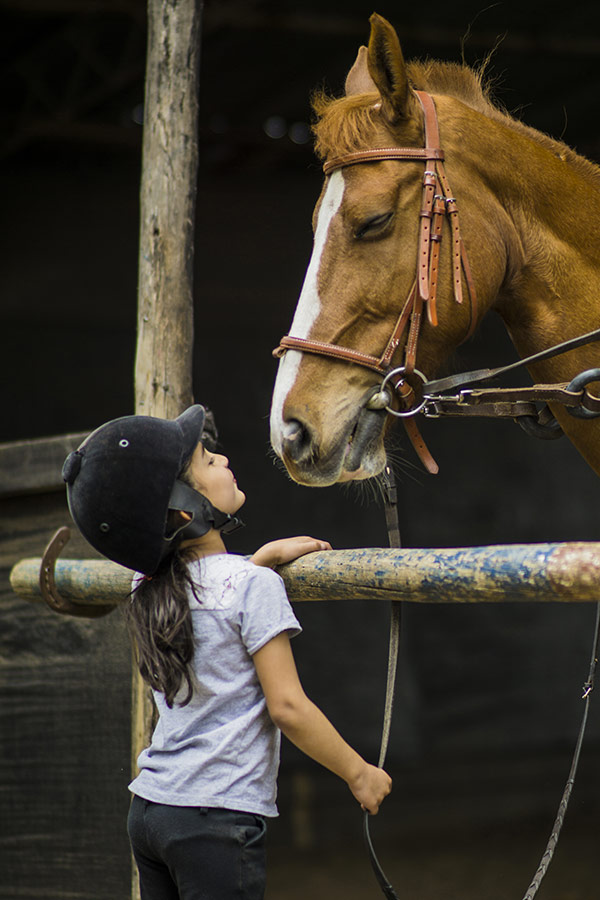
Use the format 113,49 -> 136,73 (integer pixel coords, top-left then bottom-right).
123,462 -> 202,708
124,544 -> 200,707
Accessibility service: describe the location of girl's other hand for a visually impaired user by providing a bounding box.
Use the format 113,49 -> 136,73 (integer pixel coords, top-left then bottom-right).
251,536 -> 332,568
349,763 -> 392,815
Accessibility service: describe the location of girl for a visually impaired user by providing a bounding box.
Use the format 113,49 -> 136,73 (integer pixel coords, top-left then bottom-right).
62,404 -> 391,900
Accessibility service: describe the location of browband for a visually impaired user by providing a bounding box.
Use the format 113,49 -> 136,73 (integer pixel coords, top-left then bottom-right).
323,146 -> 444,176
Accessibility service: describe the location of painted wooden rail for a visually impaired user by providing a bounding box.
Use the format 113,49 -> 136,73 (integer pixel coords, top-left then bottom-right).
10,542 -> 600,608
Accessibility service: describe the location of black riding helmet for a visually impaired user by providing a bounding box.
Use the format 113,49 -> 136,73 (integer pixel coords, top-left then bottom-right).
62,405 -> 243,575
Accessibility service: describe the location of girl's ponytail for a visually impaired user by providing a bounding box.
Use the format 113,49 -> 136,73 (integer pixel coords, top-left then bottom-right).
124,546 -> 200,708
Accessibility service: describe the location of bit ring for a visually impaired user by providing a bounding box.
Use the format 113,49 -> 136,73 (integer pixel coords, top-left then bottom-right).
381,367 -> 428,418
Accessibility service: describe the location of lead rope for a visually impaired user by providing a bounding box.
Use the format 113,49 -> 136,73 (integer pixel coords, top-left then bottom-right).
363,464 -> 401,900
366,469 -> 600,900
521,599 -> 600,900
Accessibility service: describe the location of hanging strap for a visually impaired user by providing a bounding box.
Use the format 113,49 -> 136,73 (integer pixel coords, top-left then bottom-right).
364,467 -> 600,900
520,601 -> 600,899
363,465 -> 401,900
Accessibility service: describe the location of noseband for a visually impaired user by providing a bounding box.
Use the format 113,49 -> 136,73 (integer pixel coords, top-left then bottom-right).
273,91 -> 478,474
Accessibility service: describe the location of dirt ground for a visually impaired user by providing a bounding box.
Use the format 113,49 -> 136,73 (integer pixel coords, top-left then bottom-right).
266,821 -> 597,900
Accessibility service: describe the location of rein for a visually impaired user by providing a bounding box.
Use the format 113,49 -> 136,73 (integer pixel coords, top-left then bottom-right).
364,466 -> 401,900
370,467 -> 600,900
421,328 -> 600,440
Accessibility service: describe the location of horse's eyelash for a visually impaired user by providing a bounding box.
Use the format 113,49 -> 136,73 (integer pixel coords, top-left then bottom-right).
355,212 -> 394,238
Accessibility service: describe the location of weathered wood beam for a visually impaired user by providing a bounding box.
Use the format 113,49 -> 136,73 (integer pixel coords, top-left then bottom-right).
10,543 -> 600,606
131,4 -> 201,897
134,0 -> 200,419
0,433 -> 89,498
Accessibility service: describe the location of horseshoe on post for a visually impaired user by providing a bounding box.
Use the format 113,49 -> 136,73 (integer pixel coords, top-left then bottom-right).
40,526 -> 117,618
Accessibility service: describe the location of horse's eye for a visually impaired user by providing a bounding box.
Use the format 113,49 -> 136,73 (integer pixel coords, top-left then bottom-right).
355,212 -> 394,239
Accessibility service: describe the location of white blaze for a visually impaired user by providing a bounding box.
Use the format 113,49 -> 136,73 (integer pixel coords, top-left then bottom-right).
270,171 -> 345,454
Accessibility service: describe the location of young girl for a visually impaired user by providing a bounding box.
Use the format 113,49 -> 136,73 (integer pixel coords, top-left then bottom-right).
62,404 -> 391,900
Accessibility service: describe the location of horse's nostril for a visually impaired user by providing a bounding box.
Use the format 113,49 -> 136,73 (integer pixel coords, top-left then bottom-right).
282,419 -> 312,462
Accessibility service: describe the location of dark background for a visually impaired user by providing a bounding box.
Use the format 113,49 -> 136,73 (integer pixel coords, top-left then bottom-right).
2,2 -> 600,898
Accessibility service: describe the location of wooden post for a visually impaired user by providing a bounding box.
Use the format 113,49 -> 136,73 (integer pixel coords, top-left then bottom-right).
135,0 -> 200,418
132,2 -> 201,897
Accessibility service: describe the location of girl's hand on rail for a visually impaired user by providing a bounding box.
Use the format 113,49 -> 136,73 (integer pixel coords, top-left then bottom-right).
250,536 -> 332,568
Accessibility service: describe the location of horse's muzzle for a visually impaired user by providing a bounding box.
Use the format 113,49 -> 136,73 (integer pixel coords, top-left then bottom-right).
280,419 -> 313,465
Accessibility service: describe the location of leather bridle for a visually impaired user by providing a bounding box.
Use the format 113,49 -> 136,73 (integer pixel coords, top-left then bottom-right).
273,91 -> 478,475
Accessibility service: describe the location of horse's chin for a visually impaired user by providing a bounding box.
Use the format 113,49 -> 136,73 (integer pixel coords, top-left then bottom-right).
337,464 -> 380,483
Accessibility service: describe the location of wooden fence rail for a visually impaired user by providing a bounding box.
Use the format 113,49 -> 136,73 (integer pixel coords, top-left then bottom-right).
10,542 -> 600,608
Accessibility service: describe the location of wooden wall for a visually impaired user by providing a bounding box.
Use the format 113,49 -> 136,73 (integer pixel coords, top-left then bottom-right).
0,436 -> 132,899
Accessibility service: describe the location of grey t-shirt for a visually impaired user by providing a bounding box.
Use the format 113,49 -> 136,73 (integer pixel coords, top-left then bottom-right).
129,553 -> 302,817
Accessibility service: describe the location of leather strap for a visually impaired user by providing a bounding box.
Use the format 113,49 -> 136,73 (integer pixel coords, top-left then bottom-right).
274,336 -> 386,373
273,280 -> 420,378
363,466 -> 401,900
424,327 -> 600,394
418,168 -> 437,303
425,385 -> 600,422
379,284 -> 417,369
462,384 -> 600,411
428,195 -> 446,326
323,146 -> 444,175
403,416 -> 439,474
427,399 -> 541,419
403,286 -> 422,375
522,603 -> 600,898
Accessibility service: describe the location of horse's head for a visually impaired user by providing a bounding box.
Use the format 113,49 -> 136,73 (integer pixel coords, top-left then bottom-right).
270,14 -> 510,486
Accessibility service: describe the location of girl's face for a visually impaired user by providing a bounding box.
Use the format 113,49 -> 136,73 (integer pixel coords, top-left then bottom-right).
186,442 -> 246,515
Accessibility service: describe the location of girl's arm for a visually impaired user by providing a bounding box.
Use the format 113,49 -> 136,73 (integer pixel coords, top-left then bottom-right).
252,632 -> 391,814
250,536 -> 331,569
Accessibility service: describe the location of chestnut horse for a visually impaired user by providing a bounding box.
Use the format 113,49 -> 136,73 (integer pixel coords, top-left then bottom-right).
270,13 -> 600,486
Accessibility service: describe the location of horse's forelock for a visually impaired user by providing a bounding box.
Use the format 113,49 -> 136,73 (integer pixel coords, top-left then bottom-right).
312,57 -> 600,192
310,63 -> 492,161
311,90 -> 384,161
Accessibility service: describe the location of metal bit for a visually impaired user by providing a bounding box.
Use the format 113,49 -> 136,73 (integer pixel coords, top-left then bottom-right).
366,390 -> 391,410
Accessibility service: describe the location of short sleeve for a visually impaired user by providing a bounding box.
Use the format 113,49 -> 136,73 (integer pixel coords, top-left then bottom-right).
236,565 -> 302,655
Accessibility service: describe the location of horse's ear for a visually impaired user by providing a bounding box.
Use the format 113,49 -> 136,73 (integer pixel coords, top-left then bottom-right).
366,13 -> 414,123
345,45 -> 378,95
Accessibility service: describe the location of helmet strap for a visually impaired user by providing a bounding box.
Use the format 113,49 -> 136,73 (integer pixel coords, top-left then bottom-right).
168,480 -> 245,541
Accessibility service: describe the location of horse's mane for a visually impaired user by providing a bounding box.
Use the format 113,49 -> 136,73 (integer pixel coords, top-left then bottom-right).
312,59 -> 600,188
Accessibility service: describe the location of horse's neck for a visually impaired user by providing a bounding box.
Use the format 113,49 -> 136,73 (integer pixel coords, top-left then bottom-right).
488,121 -> 600,369
485,117 -> 600,475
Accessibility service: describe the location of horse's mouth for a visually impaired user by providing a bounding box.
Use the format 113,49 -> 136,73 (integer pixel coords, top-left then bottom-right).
279,404 -> 387,486
344,406 -> 386,472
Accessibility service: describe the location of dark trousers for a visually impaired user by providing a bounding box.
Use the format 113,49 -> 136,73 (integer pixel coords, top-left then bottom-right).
127,795 -> 267,900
